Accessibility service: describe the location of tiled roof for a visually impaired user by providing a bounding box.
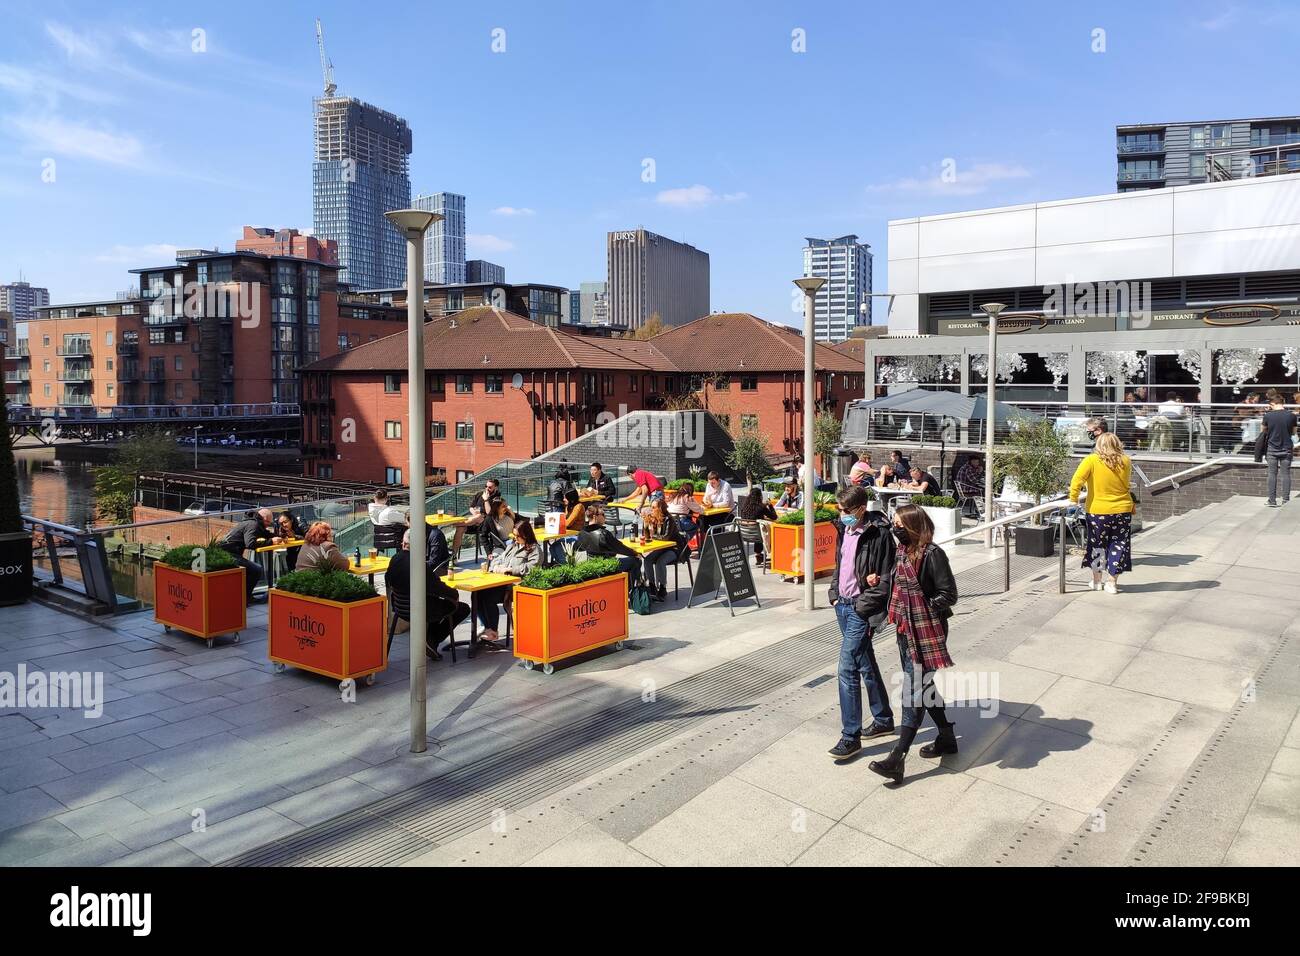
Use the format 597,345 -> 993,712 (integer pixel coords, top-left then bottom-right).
305,306 -> 670,373
650,313 -> 862,373
829,338 -> 866,364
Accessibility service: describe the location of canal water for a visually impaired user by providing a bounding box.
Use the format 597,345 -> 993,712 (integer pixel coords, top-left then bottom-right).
15,448 -> 100,528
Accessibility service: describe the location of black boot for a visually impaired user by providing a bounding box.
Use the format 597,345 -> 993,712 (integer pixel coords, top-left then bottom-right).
919,722 -> 958,758
868,748 -> 906,785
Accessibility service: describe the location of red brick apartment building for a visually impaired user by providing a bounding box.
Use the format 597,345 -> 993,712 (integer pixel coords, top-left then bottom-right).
301,308 -> 863,484
27,230 -> 405,412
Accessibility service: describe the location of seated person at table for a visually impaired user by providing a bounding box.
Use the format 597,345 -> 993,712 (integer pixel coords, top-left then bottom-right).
848,452 -> 876,487
1157,392 -> 1186,418
900,465 -> 940,495
737,487 -> 777,566
368,489 -> 406,526
548,490 -> 587,563
451,478 -> 502,555
699,471 -> 736,533
585,462 -> 617,500
476,521 -> 542,644
219,508 -> 278,603
876,463 -> 900,487
295,521 -> 350,572
955,455 -> 985,499
775,479 -> 803,511
385,530 -> 470,660
640,499 -> 687,602
576,504 -> 642,586
622,464 -> 664,505
665,484 -> 705,534
426,523 -> 452,573
482,498 -> 516,554
795,456 -> 823,490
276,511 -> 306,567
889,449 -> 912,478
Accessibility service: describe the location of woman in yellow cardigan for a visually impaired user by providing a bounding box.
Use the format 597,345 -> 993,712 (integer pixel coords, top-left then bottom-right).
1069,432 -> 1135,594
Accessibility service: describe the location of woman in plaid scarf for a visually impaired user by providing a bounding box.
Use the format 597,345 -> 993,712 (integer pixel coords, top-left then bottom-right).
869,504 -> 959,785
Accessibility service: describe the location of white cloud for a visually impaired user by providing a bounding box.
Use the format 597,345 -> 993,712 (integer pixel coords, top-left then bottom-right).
866,161 -> 1031,197
467,233 -> 514,254
1198,8 -> 1238,30
0,64 -> 118,109
94,243 -> 180,264
655,184 -> 748,207
491,206 -> 535,217
5,114 -> 145,167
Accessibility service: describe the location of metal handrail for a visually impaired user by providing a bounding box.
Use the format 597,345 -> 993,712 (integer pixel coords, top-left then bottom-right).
934,499 -> 1077,595
1142,454 -> 1258,491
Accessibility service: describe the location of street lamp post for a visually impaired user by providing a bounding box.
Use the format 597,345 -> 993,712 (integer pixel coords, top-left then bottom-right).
793,276 -> 826,611
385,208 -> 441,753
979,302 -> 1007,549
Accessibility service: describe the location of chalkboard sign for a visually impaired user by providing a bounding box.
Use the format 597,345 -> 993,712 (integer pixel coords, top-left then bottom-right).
688,528 -> 759,615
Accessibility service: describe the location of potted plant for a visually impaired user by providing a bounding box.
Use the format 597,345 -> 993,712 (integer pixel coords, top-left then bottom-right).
0,395 -> 31,606
269,568 -> 387,694
913,494 -> 961,545
995,419 -> 1071,557
512,556 -> 626,674
724,422 -> 774,493
812,489 -> 840,512
153,543 -> 245,647
863,488 -> 883,513
769,507 -> 839,577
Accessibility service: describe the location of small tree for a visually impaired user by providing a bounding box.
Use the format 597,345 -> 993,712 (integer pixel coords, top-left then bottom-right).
626,314 -> 666,340
93,428 -> 184,524
812,410 -> 841,477
725,424 -> 774,492
0,396 -> 22,534
994,419 -> 1071,524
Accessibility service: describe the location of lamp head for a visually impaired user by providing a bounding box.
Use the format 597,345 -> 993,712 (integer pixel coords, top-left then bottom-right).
793,277 -> 826,295
979,302 -> 1007,319
384,209 -> 442,236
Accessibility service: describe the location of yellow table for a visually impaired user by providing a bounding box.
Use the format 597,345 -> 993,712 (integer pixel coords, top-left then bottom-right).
426,514 -> 468,528
702,505 -> 733,516
608,501 -> 643,512
255,538 -> 304,553
255,538 -> 304,587
619,537 -> 675,555
439,570 -> 521,654
348,554 -> 391,586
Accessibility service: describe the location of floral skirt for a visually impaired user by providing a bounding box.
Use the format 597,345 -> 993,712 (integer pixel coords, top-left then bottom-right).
1082,512 -> 1132,577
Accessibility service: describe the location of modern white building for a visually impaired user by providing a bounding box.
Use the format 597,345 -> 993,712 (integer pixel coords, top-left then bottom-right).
871,175 -> 1300,407
412,192 -> 466,284
803,235 -> 873,341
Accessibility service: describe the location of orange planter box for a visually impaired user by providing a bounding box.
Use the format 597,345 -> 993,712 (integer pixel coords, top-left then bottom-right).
268,590 -> 388,687
153,563 -> 246,647
512,572 -> 628,672
769,521 -> 838,577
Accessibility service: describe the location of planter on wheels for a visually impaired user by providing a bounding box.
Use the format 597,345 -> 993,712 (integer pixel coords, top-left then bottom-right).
153,563 -> 245,647
0,530 -> 33,607
512,572 -> 629,675
268,589 -> 388,695
768,521 -> 837,578
1015,523 -> 1057,558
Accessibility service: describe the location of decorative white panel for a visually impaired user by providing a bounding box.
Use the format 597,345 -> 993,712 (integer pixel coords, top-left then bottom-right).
917,207 -> 1036,258
1036,190 -> 1174,247
1036,235 -> 1174,285
919,248 -> 1036,293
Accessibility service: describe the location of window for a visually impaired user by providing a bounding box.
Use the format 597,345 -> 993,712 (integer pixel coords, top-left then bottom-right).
106,385 -> 114,398
715,414 -> 730,431
455,421 -> 472,441
714,374 -> 731,390
740,375 -> 758,391
385,467 -> 403,484
106,359 -> 114,371
456,470 -> 474,483
384,420 -> 402,440
603,374 -> 614,396
430,373 -> 445,393
317,464 -> 333,479
174,356 -> 184,371
42,335 -> 50,347
43,360 -> 50,373
338,334 -> 350,351
149,330 -> 166,345
384,373 -> 400,393
629,375 -> 638,393
485,422 -> 503,442
105,331 -> 114,346
44,383 -> 51,397
741,413 -> 759,432
456,374 -> 473,394
174,383 -> 184,398
485,374 -> 503,393
430,420 -> 446,440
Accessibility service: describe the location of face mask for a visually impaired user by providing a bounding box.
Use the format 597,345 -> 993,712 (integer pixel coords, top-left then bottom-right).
892,526 -> 910,545
841,513 -> 858,528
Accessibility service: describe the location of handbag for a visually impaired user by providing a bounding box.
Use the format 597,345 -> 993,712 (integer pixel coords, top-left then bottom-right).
630,582 -> 654,616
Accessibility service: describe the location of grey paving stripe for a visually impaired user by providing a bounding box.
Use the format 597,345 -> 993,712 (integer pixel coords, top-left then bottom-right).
222,547 -> 1070,867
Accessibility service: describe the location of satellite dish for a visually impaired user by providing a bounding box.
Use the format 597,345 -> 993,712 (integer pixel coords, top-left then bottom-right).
511,373 -> 524,390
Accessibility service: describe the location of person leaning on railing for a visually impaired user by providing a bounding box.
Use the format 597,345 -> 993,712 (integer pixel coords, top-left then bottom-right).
1069,432 -> 1135,595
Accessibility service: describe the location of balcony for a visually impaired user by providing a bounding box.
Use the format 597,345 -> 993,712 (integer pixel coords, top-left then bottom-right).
58,367 -> 93,382
5,344 -> 29,359
1117,169 -> 1165,182
56,343 -> 93,357
60,393 -> 93,407
1116,140 -> 1165,155
5,369 -> 31,383
141,369 -> 166,383
116,342 -> 139,357
115,367 -> 140,383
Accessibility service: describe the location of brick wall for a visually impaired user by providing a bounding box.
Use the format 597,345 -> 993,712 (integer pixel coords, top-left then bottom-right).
129,505 -> 239,550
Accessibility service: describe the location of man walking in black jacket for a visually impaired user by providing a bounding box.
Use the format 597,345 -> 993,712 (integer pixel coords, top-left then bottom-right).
827,486 -> 896,761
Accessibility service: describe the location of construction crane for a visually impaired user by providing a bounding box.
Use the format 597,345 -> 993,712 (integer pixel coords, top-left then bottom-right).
315,18 -> 336,97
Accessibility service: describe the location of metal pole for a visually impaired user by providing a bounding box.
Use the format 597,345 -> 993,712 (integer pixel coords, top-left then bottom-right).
1003,523 -> 1011,592
1058,508 -> 1067,594
405,233 -> 428,753
803,290 -> 816,612
984,314 -> 997,550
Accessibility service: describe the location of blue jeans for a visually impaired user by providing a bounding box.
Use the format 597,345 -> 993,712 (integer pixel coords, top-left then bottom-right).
835,602 -> 893,738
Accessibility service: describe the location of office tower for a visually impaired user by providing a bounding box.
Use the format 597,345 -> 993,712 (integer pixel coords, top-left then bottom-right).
312,96 -> 412,290
607,228 -> 709,329
0,279 -> 50,337
412,193 -> 466,283
466,259 -> 505,284
578,281 -> 610,325
802,235 -> 873,341
1116,116 -> 1300,191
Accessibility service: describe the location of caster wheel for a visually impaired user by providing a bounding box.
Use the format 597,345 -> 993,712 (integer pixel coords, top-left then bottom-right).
162,625 -> 171,634
365,673 -> 376,687
542,663 -> 555,676
232,633 -> 241,644
273,662 -> 286,673
339,678 -> 355,697
615,640 -> 625,650
206,638 -> 214,649
522,660 -> 534,671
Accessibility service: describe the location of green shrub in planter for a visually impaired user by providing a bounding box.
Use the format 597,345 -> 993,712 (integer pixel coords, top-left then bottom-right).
519,556 -> 622,591
666,478 -> 698,494
274,569 -> 377,603
776,507 -> 838,525
910,495 -> 957,509
158,542 -> 237,572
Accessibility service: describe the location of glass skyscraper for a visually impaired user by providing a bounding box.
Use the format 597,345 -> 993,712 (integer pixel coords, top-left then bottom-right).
412,193 -> 466,283
802,235 -> 873,341
312,96 -> 412,290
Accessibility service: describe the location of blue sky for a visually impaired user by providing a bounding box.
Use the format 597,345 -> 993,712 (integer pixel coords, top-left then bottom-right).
2,0 -> 1298,325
